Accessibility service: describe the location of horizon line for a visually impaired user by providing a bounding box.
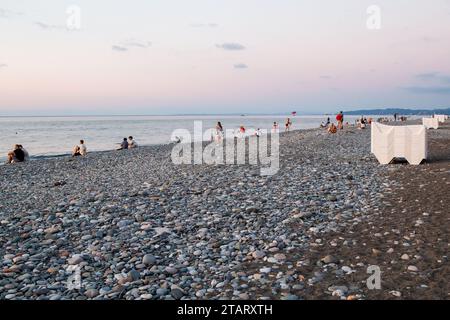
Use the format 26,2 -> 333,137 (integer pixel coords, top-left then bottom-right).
0,107 -> 448,118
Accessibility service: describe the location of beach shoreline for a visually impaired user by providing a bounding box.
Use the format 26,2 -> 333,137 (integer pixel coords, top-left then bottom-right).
1,126 -> 322,166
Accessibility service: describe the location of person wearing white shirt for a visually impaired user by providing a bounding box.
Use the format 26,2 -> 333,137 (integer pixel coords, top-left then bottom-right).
79,140 -> 87,156
128,136 -> 138,149
73,140 -> 87,156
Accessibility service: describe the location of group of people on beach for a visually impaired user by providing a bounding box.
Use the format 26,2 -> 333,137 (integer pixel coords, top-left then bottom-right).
7,112 -> 383,163
117,136 -> 138,150
319,111 -> 374,133
356,116 -> 372,129
70,136 -> 138,157
319,111 -> 345,134
5,136 -> 141,164
211,118 -> 293,142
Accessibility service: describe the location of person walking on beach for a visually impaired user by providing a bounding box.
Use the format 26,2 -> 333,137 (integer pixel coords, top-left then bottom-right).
336,111 -> 344,130
117,137 -> 129,150
6,145 -> 26,164
214,122 -> 224,143
128,136 -> 138,148
285,118 -> 292,132
272,122 -> 279,132
235,125 -> 246,138
216,122 -> 223,133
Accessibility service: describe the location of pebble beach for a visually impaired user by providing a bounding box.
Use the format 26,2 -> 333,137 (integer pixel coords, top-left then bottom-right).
1,121 -> 449,300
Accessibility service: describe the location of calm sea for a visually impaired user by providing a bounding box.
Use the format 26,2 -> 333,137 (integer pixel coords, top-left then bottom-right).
0,114 -> 390,162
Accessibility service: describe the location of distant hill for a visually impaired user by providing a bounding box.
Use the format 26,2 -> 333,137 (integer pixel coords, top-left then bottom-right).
344,108 -> 450,116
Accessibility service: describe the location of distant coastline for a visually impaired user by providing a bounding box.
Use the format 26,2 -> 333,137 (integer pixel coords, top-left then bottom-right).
344,107 -> 450,116
1,107 -> 449,118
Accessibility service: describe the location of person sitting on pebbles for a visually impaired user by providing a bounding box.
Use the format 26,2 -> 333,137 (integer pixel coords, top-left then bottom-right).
17,144 -> 29,161
128,136 -> 138,148
72,140 -> 87,157
6,144 -> 26,164
117,137 -> 128,150
328,123 -> 337,134
357,119 -> 367,130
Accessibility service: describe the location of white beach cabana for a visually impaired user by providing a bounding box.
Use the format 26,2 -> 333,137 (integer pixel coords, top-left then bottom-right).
434,115 -> 447,123
422,117 -> 439,129
371,122 -> 427,165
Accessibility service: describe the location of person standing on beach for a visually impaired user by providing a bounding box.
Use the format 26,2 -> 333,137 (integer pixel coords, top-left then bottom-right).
272,122 -> 279,132
336,111 -> 344,130
285,118 -> 292,132
215,122 -> 224,142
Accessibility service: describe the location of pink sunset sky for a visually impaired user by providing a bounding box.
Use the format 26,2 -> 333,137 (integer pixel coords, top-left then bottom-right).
1,0 -> 450,115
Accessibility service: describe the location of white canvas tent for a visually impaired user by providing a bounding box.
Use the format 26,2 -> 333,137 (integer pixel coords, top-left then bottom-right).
371,122 -> 427,165
434,115 -> 447,123
422,117 -> 439,129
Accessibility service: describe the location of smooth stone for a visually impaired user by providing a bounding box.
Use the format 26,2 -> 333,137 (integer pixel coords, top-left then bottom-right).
68,254 -> 84,265
156,288 -> 169,296
171,288 -> 184,300
128,269 -> 141,281
259,267 -> 271,273
165,267 -> 178,274
252,250 -> 265,259
142,254 -> 156,265
85,289 -> 99,298
321,255 -> 338,264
